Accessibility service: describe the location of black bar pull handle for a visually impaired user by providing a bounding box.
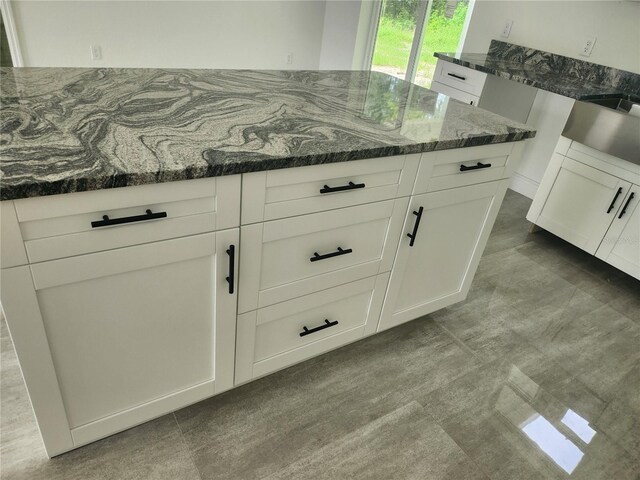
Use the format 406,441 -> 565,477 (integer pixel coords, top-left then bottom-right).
91,209 -> 167,228
320,181 -> 365,194
310,247 -> 353,262
460,162 -> 492,172
300,319 -> 339,337
607,187 -> 624,213
618,192 -> 635,219
225,245 -> 235,295
407,206 -> 424,247
447,72 -> 467,81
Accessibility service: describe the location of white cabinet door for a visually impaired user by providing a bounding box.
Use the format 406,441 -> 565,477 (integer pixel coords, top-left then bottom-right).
17,230 -> 238,451
378,180 -> 508,332
532,155 -> 631,254
596,186 -> 640,279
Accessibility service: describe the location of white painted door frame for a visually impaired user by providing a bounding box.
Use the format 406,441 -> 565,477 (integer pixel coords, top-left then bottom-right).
1,0 -> 23,66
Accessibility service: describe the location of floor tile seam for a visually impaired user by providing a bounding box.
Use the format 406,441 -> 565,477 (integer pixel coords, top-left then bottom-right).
171,412 -> 205,480
255,402 -> 430,480
430,320 -> 483,362
420,411 -> 498,480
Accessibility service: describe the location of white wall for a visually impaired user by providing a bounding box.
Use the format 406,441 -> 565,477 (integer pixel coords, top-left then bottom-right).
13,0 -> 328,69
463,0 -> 640,73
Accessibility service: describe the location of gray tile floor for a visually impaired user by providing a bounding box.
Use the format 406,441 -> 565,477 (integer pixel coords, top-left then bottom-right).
1,190 -> 639,480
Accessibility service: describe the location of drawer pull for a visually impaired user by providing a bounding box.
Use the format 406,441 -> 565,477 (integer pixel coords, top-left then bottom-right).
618,192 -> 635,219
225,245 -> 235,295
300,319 -> 339,337
407,206 -> 424,247
310,247 -> 353,262
459,162 -> 492,172
607,187 -> 624,213
319,181 -> 365,194
91,209 -> 167,228
447,72 -> 467,81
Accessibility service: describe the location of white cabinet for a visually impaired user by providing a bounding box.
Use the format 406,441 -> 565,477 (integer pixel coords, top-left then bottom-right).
378,179 -> 509,332
528,138 -> 640,279
530,154 -> 631,254
0,141 -> 526,457
595,186 -> 639,278
430,59 -> 486,106
0,178 -> 241,456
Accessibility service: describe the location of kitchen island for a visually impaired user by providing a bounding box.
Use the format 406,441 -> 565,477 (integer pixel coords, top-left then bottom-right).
0,68 -> 535,456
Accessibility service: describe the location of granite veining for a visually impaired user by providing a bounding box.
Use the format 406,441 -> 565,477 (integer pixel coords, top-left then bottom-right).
0,68 -> 535,200
435,40 -> 640,102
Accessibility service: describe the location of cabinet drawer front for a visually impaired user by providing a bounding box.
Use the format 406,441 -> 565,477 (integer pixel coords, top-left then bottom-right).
430,81 -> 480,106
435,60 -> 486,96
235,274 -> 388,384
242,155 -> 419,223
415,143 -> 515,194
15,176 -> 240,262
238,199 -> 407,312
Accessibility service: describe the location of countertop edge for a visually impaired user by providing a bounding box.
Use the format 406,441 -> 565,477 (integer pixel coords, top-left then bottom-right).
0,134 -> 535,201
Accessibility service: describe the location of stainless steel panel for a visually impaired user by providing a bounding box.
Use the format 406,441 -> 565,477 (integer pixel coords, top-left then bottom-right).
562,100 -> 640,165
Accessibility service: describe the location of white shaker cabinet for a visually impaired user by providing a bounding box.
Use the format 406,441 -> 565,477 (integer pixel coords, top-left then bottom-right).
530,154 -> 631,255
528,138 -> 640,279
378,179 -> 509,331
0,142 -> 527,457
0,177 -> 240,456
595,186 -> 639,278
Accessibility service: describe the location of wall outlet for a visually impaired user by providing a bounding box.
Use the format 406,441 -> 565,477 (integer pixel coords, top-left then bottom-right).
580,36 -> 597,57
286,52 -> 293,65
501,20 -> 513,38
90,45 -> 102,61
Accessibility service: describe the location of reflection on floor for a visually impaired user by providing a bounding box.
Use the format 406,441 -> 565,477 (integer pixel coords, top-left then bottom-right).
1,190 -> 639,480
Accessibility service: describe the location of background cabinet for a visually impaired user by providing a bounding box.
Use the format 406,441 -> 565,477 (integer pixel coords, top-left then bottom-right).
528,138 -> 640,279
378,179 -> 509,332
530,154 -> 631,254
595,186 -> 639,278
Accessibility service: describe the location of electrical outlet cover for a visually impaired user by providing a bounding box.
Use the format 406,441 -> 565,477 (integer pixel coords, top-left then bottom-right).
580,36 -> 597,57
501,20 -> 513,38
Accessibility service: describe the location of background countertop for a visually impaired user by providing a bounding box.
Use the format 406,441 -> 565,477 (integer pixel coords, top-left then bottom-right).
435,40 -> 640,102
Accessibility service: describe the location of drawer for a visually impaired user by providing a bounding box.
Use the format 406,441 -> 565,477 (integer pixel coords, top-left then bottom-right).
235,273 -> 389,384
430,81 -> 480,106
238,198 -> 408,312
434,59 -> 487,96
415,143 -> 517,194
14,176 -> 240,263
241,155 -> 419,224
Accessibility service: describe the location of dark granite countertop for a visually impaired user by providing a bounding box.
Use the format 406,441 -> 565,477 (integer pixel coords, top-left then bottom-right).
435,40 -> 640,102
0,68 -> 535,201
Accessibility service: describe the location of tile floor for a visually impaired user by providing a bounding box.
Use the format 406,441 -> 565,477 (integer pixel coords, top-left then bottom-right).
1,190 -> 639,480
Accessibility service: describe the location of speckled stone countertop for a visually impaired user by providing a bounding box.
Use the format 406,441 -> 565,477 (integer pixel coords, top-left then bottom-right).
0,68 -> 535,201
435,40 -> 640,102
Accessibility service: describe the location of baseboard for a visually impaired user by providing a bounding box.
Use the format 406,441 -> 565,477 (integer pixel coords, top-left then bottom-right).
509,173 -> 539,199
